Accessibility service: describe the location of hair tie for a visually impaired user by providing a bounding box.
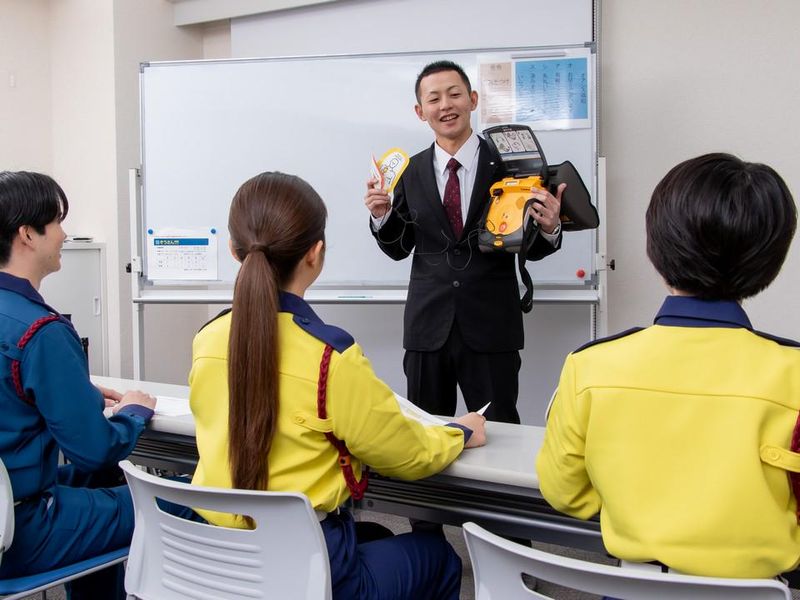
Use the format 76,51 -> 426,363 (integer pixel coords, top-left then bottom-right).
248,243 -> 270,259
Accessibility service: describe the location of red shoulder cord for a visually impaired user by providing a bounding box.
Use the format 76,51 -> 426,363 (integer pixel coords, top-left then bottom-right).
790,416 -> 800,522
317,344 -> 368,500
11,315 -> 60,406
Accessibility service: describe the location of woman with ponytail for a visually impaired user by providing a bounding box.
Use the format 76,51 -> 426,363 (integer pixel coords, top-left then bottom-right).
189,172 -> 486,599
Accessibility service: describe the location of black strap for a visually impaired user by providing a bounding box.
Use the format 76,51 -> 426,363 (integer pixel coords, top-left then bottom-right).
518,201 -> 541,314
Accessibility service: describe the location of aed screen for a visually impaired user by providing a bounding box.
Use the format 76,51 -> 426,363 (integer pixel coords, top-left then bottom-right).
489,129 -> 540,157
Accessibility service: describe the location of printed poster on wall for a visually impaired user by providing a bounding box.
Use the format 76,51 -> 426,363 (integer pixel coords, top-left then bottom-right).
146,227 -> 219,281
478,52 -> 591,131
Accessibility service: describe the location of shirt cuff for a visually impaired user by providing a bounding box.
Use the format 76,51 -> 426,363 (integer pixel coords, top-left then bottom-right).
370,208 -> 392,231
539,224 -> 561,246
117,404 -> 155,423
446,422 -> 473,444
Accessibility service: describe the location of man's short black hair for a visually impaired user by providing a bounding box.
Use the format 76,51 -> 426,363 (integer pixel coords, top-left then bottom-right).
0,171 -> 69,266
646,153 -> 796,301
414,60 -> 472,103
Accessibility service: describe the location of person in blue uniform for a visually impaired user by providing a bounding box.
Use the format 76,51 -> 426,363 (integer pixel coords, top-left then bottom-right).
0,171 -> 157,599
537,153 -> 800,579
189,171 -> 487,599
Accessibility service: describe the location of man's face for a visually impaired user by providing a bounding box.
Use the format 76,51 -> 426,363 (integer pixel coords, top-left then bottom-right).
31,219 -> 67,277
414,70 -> 478,145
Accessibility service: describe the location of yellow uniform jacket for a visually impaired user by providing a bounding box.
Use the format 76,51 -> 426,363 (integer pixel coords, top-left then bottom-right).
536,296 -> 800,578
190,292 -> 466,527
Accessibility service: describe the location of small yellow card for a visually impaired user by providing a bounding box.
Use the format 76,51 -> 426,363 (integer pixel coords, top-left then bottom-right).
370,147 -> 409,192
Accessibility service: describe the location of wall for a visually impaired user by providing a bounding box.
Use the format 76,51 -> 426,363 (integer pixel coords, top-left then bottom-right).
601,0 -> 800,336
48,0 -> 120,372
111,0 -> 207,380
0,0 -> 52,172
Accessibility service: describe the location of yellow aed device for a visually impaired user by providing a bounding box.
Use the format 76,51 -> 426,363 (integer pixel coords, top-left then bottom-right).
484,175 -> 546,253
480,124 -> 599,313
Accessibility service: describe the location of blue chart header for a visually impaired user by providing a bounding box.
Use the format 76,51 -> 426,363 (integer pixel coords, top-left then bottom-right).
153,238 -> 209,246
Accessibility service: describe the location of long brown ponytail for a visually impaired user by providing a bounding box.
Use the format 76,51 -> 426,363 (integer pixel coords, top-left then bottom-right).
227,172 -> 326,521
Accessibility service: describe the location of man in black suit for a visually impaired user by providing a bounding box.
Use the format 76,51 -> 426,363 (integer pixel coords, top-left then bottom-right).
365,60 -> 564,424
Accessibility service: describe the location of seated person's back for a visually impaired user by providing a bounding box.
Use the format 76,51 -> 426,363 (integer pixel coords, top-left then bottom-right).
189,171 -> 487,600
537,153 -> 800,578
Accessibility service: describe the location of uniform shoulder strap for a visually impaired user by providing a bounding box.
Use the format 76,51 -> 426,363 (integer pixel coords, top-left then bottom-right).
317,344 -> 368,500
11,315 -> 60,406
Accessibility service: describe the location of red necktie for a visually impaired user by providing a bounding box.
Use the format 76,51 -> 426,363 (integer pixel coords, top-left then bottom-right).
443,158 -> 463,239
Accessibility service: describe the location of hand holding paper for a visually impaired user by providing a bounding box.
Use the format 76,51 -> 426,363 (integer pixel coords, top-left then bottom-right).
364,148 -> 410,219
454,412 -> 487,448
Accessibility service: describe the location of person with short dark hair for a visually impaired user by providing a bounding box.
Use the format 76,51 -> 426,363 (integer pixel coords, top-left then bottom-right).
364,60 -> 565,424
0,171 -> 156,599
536,153 -> 800,578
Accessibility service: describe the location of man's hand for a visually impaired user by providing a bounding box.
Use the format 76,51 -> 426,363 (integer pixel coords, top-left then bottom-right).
453,412 -> 487,448
364,177 -> 392,219
97,385 -> 123,408
530,182 -> 566,234
112,390 -> 157,414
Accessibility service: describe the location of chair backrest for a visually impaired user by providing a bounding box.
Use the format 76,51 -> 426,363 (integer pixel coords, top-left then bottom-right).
0,457 -> 14,568
462,521 -> 791,600
120,460 -> 332,600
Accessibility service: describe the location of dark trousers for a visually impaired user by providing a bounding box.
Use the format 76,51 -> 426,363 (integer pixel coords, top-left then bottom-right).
323,509 -> 462,600
404,320 -> 522,423
0,465 -> 132,600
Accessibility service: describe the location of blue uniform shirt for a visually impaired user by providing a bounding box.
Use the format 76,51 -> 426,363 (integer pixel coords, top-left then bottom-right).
0,272 -> 152,500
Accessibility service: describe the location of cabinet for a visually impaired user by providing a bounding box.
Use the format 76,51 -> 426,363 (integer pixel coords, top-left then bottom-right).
39,242 -> 108,375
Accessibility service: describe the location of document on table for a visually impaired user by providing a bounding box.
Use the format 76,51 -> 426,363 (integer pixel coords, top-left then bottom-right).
395,394 -> 448,427
155,395 -> 191,417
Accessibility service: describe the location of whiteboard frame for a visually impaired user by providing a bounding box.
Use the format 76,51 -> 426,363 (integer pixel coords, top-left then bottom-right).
130,39 -> 604,380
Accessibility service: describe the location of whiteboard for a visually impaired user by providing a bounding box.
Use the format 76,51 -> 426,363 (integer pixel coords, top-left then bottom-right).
140,47 -> 598,287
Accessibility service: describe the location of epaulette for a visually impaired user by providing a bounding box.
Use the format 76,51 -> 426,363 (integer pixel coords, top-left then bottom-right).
293,315 -> 354,354
752,330 -> 800,348
572,327 -> 645,354
198,308 -> 231,333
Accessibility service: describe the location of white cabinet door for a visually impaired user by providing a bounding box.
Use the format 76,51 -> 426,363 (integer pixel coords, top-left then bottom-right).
39,243 -> 108,375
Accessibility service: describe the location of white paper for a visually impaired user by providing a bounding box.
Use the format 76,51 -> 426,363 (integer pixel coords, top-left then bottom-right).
154,395 -> 191,417
146,227 -> 218,281
394,394 -> 449,427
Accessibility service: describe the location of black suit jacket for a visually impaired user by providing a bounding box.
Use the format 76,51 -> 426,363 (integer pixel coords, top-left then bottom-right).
371,138 -> 561,352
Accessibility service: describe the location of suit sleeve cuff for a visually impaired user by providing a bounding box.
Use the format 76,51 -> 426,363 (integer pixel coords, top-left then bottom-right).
446,422 -> 472,444
117,404 -> 154,423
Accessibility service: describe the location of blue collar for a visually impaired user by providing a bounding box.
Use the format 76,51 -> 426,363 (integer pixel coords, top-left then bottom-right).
279,290 -> 319,321
0,272 -> 47,305
279,290 -> 354,353
0,272 -> 76,332
654,296 -> 752,329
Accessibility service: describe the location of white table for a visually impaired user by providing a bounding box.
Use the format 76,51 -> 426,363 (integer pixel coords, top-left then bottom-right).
94,375 -> 603,551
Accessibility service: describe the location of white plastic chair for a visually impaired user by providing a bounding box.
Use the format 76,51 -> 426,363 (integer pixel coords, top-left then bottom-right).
120,460 -> 332,599
0,457 -> 127,600
462,521 -> 791,600
0,459 -> 12,570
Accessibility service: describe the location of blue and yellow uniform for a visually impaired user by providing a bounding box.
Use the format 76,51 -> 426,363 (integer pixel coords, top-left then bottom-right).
0,272 -> 153,598
190,291 -> 466,599
537,296 -> 800,578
